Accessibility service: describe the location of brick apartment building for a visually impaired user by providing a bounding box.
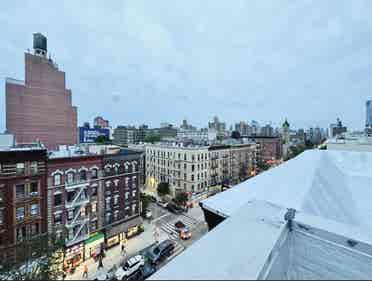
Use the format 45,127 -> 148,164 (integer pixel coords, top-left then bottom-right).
47,151 -> 104,271
0,144 -> 48,262
102,149 -> 143,249
6,33 -> 77,150
248,136 -> 282,161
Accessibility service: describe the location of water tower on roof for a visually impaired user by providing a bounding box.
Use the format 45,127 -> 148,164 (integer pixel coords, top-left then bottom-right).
33,33 -> 47,57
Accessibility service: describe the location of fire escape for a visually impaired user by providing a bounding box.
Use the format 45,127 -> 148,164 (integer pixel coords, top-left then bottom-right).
65,181 -> 90,246
210,153 -> 219,186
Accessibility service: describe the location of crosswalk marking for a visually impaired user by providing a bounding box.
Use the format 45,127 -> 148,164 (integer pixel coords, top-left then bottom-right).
179,215 -> 198,225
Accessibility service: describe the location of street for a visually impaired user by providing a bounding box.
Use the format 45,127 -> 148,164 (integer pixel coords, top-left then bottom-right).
66,202 -> 208,280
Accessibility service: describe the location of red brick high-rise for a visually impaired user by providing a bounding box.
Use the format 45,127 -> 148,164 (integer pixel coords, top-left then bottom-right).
6,33 -> 77,150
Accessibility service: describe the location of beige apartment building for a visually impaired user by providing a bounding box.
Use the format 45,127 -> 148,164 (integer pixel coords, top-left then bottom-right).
145,142 -> 258,197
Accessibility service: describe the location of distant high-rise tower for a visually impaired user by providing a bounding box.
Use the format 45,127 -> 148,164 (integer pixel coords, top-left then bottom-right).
6,33 -> 77,149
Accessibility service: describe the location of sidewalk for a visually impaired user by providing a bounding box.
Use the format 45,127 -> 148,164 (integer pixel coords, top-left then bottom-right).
66,221 -> 169,280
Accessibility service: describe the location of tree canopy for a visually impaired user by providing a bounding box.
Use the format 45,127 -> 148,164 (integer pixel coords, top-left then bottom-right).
174,192 -> 188,206
0,232 -> 65,280
157,182 -> 170,196
95,135 -> 109,144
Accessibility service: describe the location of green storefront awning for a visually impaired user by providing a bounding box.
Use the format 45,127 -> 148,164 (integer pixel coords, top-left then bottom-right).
85,232 -> 104,245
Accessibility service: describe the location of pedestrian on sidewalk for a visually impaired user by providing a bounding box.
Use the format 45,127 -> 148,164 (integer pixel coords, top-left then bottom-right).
82,264 -> 88,279
98,254 -> 104,269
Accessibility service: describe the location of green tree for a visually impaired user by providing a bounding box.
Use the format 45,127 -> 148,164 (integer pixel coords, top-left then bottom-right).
144,133 -> 161,143
257,160 -> 270,171
0,232 -> 66,280
140,193 -> 151,217
174,192 -> 188,206
157,182 -> 170,196
95,135 -> 109,144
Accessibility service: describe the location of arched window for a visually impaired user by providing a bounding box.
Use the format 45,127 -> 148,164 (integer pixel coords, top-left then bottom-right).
54,174 -> 61,186
80,170 -> 87,182
66,172 -> 74,185
91,168 -> 98,179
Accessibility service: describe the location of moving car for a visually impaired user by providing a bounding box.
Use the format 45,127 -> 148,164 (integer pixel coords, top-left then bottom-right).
166,202 -> 183,214
92,267 -> 115,281
147,239 -> 175,265
115,255 -> 145,280
149,195 -> 157,203
174,221 -> 192,240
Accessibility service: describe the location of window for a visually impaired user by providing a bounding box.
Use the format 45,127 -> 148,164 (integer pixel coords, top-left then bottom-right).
191,174 -> 194,181
125,192 -> 129,200
67,191 -> 75,202
16,184 -> 25,199
132,204 -> 137,215
105,213 -> 112,224
192,155 -> 195,161
0,189 -> 3,204
114,166 -> 119,175
184,173 -> 187,180
68,210 -> 74,220
31,223 -> 39,236
184,154 -> 187,161
54,193 -> 62,206
54,174 -> 61,186
114,210 -> 119,220
105,166 -> 111,174
16,163 -> 25,175
91,187 -> 97,197
114,196 -> 119,205
16,207 -> 25,220
30,204 -> 39,216
132,189 -> 137,198
184,163 -> 187,170
16,226 -> 26,242
30,161 -> 38,174
192,165 -> 195,172
105,197 -> 111,210
30,182 -> 38,196
54,213 -> 62,224
66,172 -> 74,185
91,168 -> 98,179
0,209 -> 3,224
91,202 -> 97,213
79,170 -> 87,182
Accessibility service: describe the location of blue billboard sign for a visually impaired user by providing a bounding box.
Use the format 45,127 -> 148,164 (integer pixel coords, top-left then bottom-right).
79,127 -> 110,143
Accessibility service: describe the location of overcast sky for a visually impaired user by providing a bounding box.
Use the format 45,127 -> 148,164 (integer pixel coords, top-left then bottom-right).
1,1 -> 372,131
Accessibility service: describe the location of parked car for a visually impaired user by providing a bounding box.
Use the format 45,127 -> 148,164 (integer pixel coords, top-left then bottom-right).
147,239 -> 175,265
141,263 -> 156,279
174,221 -> 192,240
145,209 -> 152,219
166,202 -> 183,214
157,200 -> 168,208
92,267 -> 115,281
115,255 -> 145,280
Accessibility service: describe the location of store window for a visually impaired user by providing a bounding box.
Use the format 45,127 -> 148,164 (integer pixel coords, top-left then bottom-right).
30,204 -> 39,216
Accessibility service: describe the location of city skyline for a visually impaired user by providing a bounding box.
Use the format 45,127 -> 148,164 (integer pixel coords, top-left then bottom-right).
2,1 -> 372,132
